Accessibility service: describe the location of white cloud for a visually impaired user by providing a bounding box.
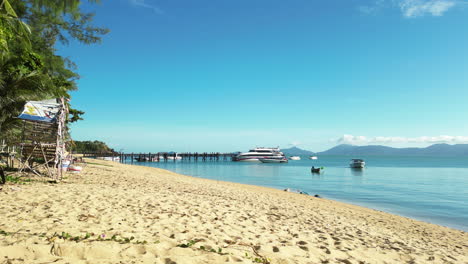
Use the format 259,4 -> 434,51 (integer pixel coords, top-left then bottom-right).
360,0 -> 457,17
398,0 -> 456,17
337,134 -> 468,145
128,0 -> 163,14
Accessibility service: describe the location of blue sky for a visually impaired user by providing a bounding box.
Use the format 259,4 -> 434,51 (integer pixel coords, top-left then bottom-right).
62,0 -> 468,152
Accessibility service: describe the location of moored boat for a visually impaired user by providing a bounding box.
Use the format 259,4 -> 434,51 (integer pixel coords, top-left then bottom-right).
309,156 -> 318,160
311,166 -> 321,173
289,156 -> 301,160
350,159 -> 365,168
68,164 -> 83,172
233,147 -> 286,162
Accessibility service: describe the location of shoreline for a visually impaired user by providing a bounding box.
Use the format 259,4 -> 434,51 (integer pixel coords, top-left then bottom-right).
126,160 -> 468,232
0,159 -> 466,263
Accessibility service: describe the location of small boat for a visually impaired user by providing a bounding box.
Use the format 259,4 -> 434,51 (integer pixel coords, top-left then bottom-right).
259,157 -> 288,163
134,157 -> 150,162
289,156 -> 301,160
350,159 -> 365,168
311,166 -> 321,173
68,165 -> 83,172
104,156 -> 120,162
309,156 -> 318,160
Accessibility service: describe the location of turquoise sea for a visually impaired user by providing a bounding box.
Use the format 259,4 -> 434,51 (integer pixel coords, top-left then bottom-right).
126,156 -> 468,231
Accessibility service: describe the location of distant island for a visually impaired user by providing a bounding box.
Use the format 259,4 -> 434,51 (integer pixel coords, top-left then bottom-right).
281,146 -> 315,156
318,144 -> 468,156
282,144 -> 468,157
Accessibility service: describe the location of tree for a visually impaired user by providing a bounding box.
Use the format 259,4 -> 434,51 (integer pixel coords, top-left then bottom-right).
0,0 -> 108,142
71,140 -> 115,154
0,0 -> 31,55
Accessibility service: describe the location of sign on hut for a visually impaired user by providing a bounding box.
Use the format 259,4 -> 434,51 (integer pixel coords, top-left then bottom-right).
17,98 -> 68,181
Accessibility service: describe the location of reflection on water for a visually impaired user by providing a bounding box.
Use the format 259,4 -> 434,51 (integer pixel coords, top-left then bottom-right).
350,168 -> 364,176
127,155 -> 468,231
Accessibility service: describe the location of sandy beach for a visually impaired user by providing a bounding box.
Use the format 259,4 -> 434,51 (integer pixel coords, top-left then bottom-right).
0,159 -> 466,264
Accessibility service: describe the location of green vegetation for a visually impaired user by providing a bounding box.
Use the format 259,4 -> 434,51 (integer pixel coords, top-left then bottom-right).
71,140 -> 115,154
49,231 -> 148,244
176,239 -> 270,263
177,240 -> 199,248
0,172 -> 34,184
0,0 -> 108,144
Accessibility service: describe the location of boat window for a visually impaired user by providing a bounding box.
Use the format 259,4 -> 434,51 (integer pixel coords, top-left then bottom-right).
242,153 -> 276,157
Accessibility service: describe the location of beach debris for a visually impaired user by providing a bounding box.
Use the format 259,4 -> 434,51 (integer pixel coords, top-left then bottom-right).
283,188 -> 309,195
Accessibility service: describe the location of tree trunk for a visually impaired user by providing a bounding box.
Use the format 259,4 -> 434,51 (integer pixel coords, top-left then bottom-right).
0,167 -> 5,184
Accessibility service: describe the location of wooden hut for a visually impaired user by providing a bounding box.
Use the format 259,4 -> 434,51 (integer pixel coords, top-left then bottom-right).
17,98 -> 68,181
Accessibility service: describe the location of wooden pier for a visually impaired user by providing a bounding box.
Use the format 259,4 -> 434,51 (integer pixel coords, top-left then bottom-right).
82,152 -> 237,163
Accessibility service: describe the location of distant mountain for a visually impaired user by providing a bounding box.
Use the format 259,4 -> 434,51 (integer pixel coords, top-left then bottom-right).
318,144 -> 468,156
281,146 -> 315,156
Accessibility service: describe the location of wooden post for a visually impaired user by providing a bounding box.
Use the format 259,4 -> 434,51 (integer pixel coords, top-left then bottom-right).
0,167 -> 5,185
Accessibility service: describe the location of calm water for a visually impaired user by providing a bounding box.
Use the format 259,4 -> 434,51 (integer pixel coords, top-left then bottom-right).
127,155 -> 468,231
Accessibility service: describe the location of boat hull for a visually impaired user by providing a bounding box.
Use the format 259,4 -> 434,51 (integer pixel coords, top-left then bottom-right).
350,162 -> 365,168
260,158 -> 288,163
234,158 -> 261,162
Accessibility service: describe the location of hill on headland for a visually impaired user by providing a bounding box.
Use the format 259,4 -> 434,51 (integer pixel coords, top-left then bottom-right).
317,144 -> 468,156
71,140 -> 116,154
281,146 -> 315,155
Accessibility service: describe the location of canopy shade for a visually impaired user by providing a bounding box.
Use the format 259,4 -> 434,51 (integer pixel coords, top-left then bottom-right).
18,99 -> 62,123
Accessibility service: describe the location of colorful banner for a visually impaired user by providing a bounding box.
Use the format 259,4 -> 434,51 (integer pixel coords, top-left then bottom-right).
18,99 -> 61,123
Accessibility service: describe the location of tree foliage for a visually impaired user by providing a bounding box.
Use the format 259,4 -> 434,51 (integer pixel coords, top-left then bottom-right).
71,140 -> 115,154
0,0 -> 108,142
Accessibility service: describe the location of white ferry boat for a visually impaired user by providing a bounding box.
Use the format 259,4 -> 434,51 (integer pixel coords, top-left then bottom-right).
233,147 -> 286,162
350,159 -> 365,168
